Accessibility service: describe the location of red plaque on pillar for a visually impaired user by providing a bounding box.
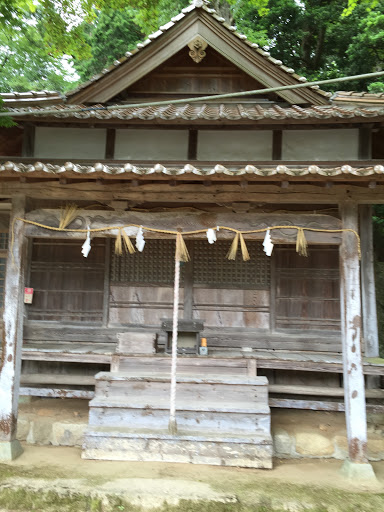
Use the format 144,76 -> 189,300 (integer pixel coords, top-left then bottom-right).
24,287 -> 34,304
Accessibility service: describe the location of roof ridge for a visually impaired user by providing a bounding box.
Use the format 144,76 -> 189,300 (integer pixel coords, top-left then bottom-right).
65,2 -> 331,102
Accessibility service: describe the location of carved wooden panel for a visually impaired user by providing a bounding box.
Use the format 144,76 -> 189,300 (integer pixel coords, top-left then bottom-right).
275,246 -> 340,332
28,238 -> 106,322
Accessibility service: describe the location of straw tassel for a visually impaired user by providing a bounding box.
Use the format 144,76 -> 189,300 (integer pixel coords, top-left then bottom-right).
59,204 -> 78,229
115,228 -> 123,255
226,232 -> 239,260
296,228 -> 308,257
122,229 -> 135,254
175,232 -> 190,262
239,233 -> 250,261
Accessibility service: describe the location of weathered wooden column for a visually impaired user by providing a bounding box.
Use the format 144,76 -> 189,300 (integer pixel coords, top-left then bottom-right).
339,202 -> 375,480
0,195 -> 26,460
359,205 -> 379,358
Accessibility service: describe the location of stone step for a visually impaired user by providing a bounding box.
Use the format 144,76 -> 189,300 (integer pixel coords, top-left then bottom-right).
82,428 -> 273,468
88,398 -> 271,434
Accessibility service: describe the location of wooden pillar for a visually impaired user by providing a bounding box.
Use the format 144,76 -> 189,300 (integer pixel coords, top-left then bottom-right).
339,202 -> 372,470
359,205 -> 379,358
0,195 -> 26,460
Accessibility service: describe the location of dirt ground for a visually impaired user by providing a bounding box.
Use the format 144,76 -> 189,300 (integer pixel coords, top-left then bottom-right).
0,444 -> 384,512
3,398 -> 383,511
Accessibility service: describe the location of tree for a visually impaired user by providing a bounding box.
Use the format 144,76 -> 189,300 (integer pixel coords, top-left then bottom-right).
74,8 -> 144,82
0,11 -> 76,93
230,0 -> 384,92
2,1 -> 377,58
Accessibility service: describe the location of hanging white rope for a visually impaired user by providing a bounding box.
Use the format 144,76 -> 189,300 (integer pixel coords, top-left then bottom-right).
169,256 -> 180,435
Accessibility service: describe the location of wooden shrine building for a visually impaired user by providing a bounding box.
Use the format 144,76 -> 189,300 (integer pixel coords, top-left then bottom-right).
0,0 -> 383,475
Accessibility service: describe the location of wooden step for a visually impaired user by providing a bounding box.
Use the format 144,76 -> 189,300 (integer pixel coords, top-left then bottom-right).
94,372 -> 268,403
114,356 -> 251,376
88,401 -> 270,435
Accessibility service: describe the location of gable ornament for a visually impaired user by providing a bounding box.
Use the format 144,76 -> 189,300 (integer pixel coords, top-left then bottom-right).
188,37 -> 208,63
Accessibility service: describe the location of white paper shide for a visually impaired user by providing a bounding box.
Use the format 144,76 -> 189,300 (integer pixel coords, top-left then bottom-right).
136,226 -> 145,252
263,229 -> 274,256
206,228 -> 217,244
81,226 -> 91,257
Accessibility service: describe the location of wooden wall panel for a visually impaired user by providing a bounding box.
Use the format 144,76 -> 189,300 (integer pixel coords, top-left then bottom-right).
28,238 -> 106,323
0,127 -> 23,156
109,285 -> 183,325
193,288 -> 269,329
275,246 -> 341,333
122,47 -> 267,99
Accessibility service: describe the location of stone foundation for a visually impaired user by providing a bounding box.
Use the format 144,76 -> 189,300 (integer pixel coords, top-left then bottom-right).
16,399 -> 384,461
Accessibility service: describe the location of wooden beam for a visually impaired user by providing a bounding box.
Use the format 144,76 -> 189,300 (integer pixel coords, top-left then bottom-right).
0,195 -> 26,460
23,210 -> 343,245
20,387 -> 94,399
1,181 -> 384,204
269,398 -> 384,413
359,205 -> 379,358
339,202 -> 369,464
269,384 -> 384,398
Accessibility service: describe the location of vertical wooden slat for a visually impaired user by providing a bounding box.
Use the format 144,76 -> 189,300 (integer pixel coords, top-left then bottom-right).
0,195 -> 26,460
359,205 -> 379,358
339,203 -> 369,464
269,250 -> 276,332
22,124 -> 35,157
272,130 -> 282,160
105,129 -> 116,160
183,242 -> 194,319
102,238 -> 111,327
188,129 -> 198,160
358,126 -> 372,160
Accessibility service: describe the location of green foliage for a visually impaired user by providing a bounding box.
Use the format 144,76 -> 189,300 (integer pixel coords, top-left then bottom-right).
0,10 -> 75,93
368,81 -> 384,92
74,8 -> 144,82
0,98 -> 16,128
228,0 -> 384,92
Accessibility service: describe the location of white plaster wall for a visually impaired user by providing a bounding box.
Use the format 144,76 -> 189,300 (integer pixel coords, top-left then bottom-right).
197,130 -> 272,160
115,129 -> 188,160
282,129 -> 359,160
34,127 -> 107,159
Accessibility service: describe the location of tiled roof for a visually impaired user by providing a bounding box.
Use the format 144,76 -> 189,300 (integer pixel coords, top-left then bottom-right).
1,161 -> 383,177
332,91 -> 384,106
65,0 -> 330,101
5,103 -> 384,121
0,91 -> 63,106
